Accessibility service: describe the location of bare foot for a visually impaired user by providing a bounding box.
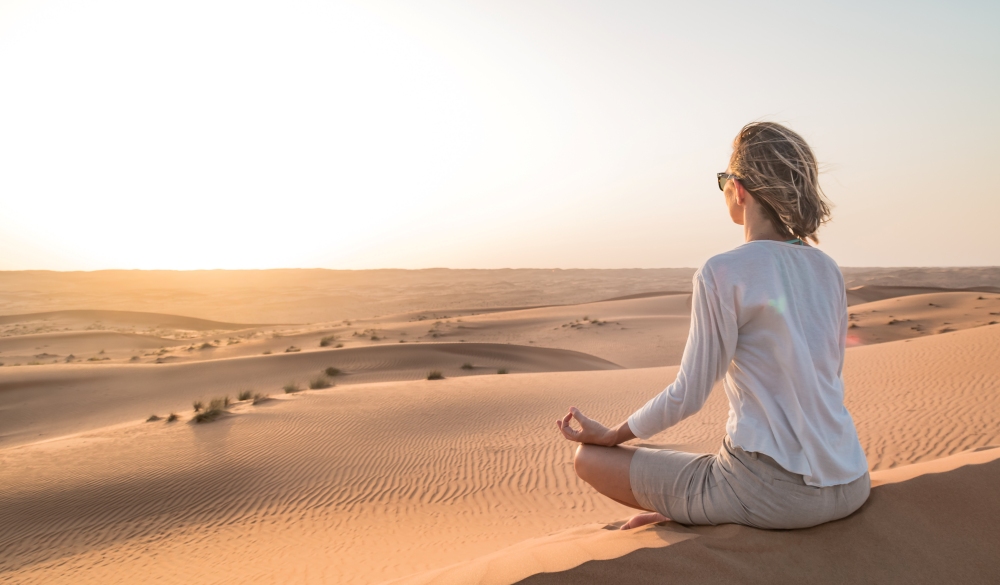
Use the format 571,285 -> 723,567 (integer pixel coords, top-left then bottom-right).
620,512 -> 669,530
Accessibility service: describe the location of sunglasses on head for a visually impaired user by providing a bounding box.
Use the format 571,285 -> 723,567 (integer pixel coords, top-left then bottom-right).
717,172 -> 739,191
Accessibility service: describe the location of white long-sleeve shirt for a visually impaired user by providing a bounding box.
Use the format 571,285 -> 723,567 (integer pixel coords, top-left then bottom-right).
627,240 -> 868,487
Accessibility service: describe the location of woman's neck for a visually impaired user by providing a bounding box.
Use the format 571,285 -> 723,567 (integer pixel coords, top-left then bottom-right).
743,205 -> 790,242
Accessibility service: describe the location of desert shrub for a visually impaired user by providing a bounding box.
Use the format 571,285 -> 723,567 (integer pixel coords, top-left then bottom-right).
370,335 -> 380,341
335,343 -> 344,348
263,350 -> 272,355
427,371 -> 444,380
147,414 -> 161,422
193,398 -> 228,423
238,390 -> 253,401
320,335 -> 337,347
167,413 -> 179,422
193,400 -> 204,412
283,382 -> 302,393
324,367 -> 342,377
199,342 -> 214,350
497,368 -> 508,375
461,362 -> 474,370
285,346 -> 301,353
309,376 -> 332,389
252,393 -> 270,405
129,355 -> 140,362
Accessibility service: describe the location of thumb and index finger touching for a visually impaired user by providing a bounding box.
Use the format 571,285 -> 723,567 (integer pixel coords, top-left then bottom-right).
556,406 -> 592,441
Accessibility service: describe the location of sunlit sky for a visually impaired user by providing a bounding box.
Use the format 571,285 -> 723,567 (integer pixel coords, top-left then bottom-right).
1,0 -> 997,270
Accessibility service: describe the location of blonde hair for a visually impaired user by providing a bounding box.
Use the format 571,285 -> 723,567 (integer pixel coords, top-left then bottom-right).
729,122 -> 832,244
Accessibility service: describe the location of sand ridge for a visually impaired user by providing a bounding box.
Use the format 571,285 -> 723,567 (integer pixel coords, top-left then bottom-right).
0,342 -> 621,449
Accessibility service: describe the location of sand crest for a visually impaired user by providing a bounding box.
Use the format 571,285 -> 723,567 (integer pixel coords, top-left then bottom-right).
514,447 -> 1000,585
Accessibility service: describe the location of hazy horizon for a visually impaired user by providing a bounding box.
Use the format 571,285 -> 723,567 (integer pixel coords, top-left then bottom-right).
1,0 -> 997,271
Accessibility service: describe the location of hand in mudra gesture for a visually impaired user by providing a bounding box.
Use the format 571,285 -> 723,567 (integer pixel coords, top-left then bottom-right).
556,406 -> 618,447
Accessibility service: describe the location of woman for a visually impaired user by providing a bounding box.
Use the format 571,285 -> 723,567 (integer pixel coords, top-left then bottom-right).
557,122 -> 870,531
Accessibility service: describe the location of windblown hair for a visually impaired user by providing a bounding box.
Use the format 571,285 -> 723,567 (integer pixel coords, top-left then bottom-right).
729,122 -> 832,244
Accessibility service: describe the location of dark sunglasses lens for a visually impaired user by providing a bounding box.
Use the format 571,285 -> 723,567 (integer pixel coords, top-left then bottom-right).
717,174 -> 727,191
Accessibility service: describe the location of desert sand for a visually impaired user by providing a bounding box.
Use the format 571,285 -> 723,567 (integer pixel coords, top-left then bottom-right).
1,268 -> 999,584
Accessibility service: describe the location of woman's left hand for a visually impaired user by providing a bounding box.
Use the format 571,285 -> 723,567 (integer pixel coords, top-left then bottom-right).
556,406 -> 615,446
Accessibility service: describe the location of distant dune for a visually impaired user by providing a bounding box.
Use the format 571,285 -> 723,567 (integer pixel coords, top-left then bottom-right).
845,284 -> 1000,305
0,309 -> 264,331
1,267 -> 995,323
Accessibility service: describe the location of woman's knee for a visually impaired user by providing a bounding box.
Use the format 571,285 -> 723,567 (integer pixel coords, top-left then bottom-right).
573,443 -> 600,483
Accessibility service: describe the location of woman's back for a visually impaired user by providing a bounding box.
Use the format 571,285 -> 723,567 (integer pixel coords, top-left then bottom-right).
706,240 -> 867,487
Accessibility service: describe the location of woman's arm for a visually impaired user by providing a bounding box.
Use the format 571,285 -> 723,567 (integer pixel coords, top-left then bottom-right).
556,406 -> 636,446
626,269 -> 738,439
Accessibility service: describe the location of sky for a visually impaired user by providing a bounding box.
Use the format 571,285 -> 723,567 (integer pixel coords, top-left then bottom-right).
0,0 -> 997,270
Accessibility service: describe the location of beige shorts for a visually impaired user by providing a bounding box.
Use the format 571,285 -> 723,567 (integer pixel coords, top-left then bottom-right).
630,436 -> 870,529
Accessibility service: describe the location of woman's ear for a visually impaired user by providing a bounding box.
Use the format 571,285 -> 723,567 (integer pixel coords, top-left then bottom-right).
733,180 -> 746,206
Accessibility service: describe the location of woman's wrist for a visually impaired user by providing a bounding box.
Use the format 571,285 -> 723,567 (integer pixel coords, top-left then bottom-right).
605,421 -> 636,446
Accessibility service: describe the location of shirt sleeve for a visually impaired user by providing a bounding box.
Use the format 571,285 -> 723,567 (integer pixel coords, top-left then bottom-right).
627,268 -> 739,440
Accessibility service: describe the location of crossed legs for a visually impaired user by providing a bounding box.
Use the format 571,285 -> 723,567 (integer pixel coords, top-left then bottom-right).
573,444 -> 670,529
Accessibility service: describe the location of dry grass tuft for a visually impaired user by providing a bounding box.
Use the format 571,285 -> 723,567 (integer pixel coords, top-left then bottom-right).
193,397 -> 228,423
192,400 -> 204,412
320,335 -> 337,347
284,382 -> 303,393
237,390 -> 254,401
324,366 -> 342,377
461,362 -> 474,370
309,376 -> 332,389
166,413 -> 179,422
427,371 -> 444,380
252,393 -> 271,405
146,414 -> 161,422
497,368 -> 509,375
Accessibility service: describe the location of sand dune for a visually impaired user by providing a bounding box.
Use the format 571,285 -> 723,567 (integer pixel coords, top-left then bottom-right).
0,309 -> 262,334
0,342 -> 620,449
845,283 -> 1000,305
0,331 -> 182,364
2,323 -> 998,584
6,287 -> 994,372
0,269 -> 700,324
0,293 -> 692,369
845,290 -> 1000,345
514,447 -> 1000,585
